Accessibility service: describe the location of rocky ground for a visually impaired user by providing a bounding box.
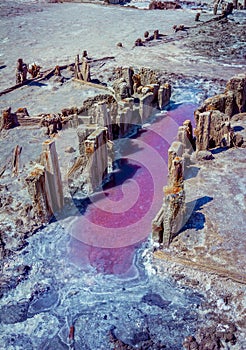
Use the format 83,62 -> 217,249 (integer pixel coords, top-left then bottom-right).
0,1 -> 246,349
153,113 -> 246,349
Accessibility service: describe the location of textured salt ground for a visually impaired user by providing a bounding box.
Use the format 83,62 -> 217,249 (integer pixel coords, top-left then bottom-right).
171,137 -> 246,276
0,227 -> 203,350
0,1 -> 246,349
0,1 -> 245,97
1,84 -> 245,349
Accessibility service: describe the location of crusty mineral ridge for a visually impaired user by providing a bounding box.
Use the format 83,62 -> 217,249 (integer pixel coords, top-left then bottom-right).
195,110 -> 233,151
194,73 -> 246,152
26,164 -> 53,223
225,73 -> 246,114
113,67 -> 171,116
74,54 -> 91,82
0,107 -> 19,130
195,73 -> 246,119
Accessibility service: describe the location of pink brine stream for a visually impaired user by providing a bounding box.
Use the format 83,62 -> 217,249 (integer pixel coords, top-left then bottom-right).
68,103 -> 197,275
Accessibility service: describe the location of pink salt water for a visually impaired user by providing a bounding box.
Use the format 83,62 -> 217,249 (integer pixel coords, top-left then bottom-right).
68,103 -> 196,274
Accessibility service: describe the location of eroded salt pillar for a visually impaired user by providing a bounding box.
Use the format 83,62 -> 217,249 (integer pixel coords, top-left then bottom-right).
152,154 -> 186,247
81,57 -> 91,82
177,119 -> 195,153
96,102 -> 113,140
77,125 -> 97,155
162,156 -> 186,247
26,164 -> 53,223
84,127 -> 108,191
41,139 -> 64,213
167,141 -> 184,173
0,107 -> 19,130
117,105 -> 134,137
154,30 -> 159,40
195,111 -> 211,151
225,73 -> 246,114
195,110 -> 231,151
122,67 -> 134,96
139,92 -> 155,123
158,83 -> 171,109
75,54 -> 81,80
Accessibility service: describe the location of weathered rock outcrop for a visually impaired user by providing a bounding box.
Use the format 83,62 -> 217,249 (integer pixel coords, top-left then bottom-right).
152,148 -> 186,247
26,140 -> 63,222
84,127 -> 108,192
113,67 -> 171,125
195,110 -> 233,151
74,54 -> 91,82
149,0 -> 181,9
158,83 -> 171,110
40,113 -> 63,135
0,107 -> 19,130
195,73 -> 246,119
194,74 -> 246,152
41,139 -> 64,212
26,164 -> 53,223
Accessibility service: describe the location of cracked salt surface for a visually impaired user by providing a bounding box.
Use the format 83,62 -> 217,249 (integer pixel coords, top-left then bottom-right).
0,222 -> 203,349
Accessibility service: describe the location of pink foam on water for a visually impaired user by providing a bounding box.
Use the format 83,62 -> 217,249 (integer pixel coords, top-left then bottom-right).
68,103 -> 197,274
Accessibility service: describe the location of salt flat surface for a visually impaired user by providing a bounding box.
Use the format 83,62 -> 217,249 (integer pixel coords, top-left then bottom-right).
1,1 -> 240,93
0,2 -> 246,349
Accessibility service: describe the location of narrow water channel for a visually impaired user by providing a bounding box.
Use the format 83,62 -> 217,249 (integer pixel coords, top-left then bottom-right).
67,102 -> 197,275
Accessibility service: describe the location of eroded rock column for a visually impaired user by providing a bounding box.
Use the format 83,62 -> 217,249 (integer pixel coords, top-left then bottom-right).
84,127 -> 108,191
177,119 -> 195,154
139,93 -> 155,123
0,107 -> 19,130
195,110 -> 232,151
41,139 -> 64,213
96,102 -> 113,140
152,144 -> 186,247
26,164 -> 53,223
195,73 -> 246,118
163,156 -> 186,246
158,83 -> 171,110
